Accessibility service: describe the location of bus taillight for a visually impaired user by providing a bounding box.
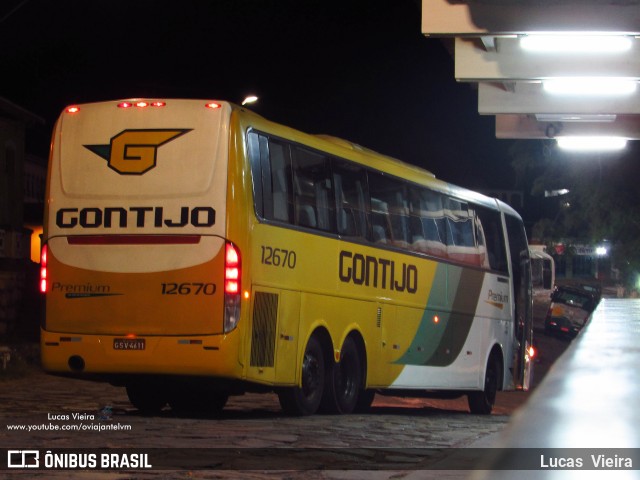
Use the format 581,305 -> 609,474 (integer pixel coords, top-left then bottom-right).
224,242 -> 241,333
527,345 -> 536,361
225,243 -> 240,294
40,245 -> 48,293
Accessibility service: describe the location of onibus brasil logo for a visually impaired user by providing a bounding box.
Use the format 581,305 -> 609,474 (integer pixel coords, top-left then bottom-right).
84,129 -> 191,175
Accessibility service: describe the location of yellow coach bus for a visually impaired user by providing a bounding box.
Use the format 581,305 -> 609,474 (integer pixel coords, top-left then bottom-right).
41,99 -> 533,415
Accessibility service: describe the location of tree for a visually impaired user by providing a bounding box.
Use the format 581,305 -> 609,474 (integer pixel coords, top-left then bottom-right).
510,139 -> 640,289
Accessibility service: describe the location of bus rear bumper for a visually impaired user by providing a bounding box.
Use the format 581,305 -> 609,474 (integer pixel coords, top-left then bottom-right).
40,329 -> 241,379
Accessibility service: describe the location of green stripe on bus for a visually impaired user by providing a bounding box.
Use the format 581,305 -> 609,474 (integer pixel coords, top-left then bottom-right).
395,266 -> 485,367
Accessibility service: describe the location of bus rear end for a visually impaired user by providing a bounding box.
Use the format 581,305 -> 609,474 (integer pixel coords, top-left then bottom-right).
41,100 -> 241,409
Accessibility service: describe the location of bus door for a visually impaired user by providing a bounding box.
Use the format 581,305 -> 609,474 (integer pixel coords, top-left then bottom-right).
505,215 -> 533,390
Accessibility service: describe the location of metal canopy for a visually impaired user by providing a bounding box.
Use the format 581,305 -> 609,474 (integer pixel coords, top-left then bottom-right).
422,0 -> 640,141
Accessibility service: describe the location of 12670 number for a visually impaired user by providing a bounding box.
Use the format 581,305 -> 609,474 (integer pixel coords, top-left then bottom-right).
161,283 -> 216,295
261,246 -> 297,269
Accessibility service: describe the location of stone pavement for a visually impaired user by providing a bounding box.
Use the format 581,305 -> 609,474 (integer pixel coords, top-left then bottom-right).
1,369 -> 527,479
1,296 -> 565,479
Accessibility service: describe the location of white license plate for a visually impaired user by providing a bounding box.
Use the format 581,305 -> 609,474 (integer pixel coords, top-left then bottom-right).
113,338 -> 146,350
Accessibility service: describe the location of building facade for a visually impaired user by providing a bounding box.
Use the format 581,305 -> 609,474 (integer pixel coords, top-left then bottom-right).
0,97 -> 45,336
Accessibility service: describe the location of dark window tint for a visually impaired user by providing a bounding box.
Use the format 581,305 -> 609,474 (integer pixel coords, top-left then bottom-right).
367,172 -> 409,247
333,160 -> 369,239
291,146 -> 334,232
475,206 -> 508,273
408,187 -> 447,258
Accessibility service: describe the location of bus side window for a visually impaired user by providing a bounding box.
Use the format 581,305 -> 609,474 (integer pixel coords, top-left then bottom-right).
444,198 -> 481,266
367,172 -> 409,247
247,132 -> 264,218
475,206 -> 508,273
267,139 -> 293,224
408,187 -> 447,259
333,160 -> 369,239
291,146 -> 335,232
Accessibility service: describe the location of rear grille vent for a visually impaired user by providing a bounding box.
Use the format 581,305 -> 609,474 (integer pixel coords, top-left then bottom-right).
250,292 -> 278,367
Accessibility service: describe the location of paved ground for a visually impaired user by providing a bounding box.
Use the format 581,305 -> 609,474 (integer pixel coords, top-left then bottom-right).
0,295 -> 570,479
0,372 -> 524,479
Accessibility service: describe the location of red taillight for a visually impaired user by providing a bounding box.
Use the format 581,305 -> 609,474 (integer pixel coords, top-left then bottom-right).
223,242 -> 242,333
40,245 -> 48,293
224,243 -> 241,294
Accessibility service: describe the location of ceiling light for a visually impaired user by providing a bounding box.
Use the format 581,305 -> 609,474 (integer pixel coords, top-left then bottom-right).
557,136 -> 628,151
520,34 -> 632,53
535,114 -> 617,123
543,78 -> 637,96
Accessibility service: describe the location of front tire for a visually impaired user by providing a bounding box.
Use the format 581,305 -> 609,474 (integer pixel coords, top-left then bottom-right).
468,355 -> 499,415
278,335 -> 325,416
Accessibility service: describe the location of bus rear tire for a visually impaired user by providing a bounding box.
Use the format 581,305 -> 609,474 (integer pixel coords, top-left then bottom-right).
278,335 -> 325,416
126,383 -> 167,414
468,355 -> 499,415
321,336 -> 362,414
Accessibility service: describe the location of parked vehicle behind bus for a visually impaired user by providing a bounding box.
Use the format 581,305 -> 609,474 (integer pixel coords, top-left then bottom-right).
41,99 -> 534,415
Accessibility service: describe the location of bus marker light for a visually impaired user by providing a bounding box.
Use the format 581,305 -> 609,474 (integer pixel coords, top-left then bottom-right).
117,102 -> 133,109
66,106 -> 80,114
135,101 -> 149,108
205,102 -> 222,109
433,315 -> 440,324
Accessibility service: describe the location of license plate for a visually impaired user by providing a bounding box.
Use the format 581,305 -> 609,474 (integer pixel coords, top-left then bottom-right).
113,338 -> 146,350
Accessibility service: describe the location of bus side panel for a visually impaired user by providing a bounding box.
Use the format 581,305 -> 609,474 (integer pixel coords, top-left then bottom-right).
389,265 -> 512,390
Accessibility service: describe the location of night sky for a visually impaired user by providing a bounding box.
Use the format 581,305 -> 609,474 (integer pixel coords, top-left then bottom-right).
1,0 -> 512,189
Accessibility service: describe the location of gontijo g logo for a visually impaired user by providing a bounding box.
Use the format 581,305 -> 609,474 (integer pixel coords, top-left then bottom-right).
84,129 -> 191,175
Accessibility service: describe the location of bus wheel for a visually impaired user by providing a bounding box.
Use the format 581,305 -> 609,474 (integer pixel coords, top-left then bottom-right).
278,335 -> 325,416
322,336 -> 362,414
126,383 -> 167,415
468,355 -> 499,415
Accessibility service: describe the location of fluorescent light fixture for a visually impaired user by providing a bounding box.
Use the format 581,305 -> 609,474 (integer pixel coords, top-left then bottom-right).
557,136 -> 628,151
535,113 -> 617,123
520,34 -> 632,53
543,78 -> 637,96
